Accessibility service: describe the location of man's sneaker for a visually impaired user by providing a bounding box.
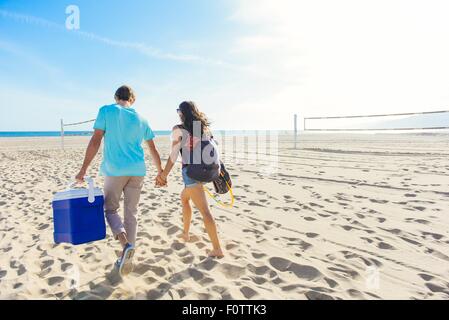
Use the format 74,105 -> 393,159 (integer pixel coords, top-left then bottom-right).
118,243 -> 135,276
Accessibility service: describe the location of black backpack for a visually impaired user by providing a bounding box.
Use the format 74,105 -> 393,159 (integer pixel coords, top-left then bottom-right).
184,136 -> 220,183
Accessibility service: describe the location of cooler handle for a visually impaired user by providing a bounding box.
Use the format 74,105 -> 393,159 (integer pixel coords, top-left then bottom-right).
66,176 -> 96,204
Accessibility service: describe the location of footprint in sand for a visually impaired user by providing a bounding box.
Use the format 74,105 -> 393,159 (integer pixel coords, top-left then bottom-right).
342,251 -> 383,268
248,201 -> 264,207
305,291 -> 334,300
328,265 -> 359,279
404,193 -> 417,198
324,277 -> 339,288
61,263 -> 73,272
250,275 -> 268,285
225,243 -> 239,250
187,267 -> 204,281
47,276 -> 65,286
361,237 -> 374,244
405,218 -> 430,225
347,289 -> 365,299
151,247 -> 173,256
217,263 -> 246,280
197,258 -> 218,272
418,273 -> 434,281
181,255 -> 195,264
306,233 -> 319,238
146,289 -> 164,300
424,282 -> 449,296
269,257 -> 322,281
369,199 -> 389,204
195,242 -> 206,249
167,225 -> 181,236
251,252 -> 266,259
421,232 -> 444,241
41,260 -> 54,270
247,264 -> 273,277
135,263 -> 166,277
9,260 -> 27,276
264,220 -> 281,228
171,242 -> 186,251
13,283 -> 23,290
240,286 -> 258,299
377,242 -> 395,250
37,223 -> 49,230
283,237 -> 312,251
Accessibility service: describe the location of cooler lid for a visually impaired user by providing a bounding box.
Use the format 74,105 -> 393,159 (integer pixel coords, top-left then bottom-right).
53,188 -> 103,202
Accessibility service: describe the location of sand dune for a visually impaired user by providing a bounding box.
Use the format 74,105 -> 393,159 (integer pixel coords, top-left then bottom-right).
0,133 -> 449,299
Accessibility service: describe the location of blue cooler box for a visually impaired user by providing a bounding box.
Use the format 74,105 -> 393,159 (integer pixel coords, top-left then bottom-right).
52,178 -> 106,245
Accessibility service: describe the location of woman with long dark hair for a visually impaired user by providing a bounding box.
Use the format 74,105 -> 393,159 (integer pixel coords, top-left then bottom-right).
157,101 -> 224,258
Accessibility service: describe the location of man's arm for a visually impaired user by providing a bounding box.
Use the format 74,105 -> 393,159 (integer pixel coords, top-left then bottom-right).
146,139 -> 163,174
75,129 -> 104,182
158,127 -> 182,183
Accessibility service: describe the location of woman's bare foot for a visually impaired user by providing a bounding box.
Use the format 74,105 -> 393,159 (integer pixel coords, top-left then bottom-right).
207,248 -> 224,258
178,232 -> 190,242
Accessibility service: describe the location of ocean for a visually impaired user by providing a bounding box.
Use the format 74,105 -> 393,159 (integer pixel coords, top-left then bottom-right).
0,131 -> 171,137
0,130 -> 292,138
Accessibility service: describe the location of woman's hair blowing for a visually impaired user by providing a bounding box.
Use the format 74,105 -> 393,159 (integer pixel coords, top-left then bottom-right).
178,101 -> 211,136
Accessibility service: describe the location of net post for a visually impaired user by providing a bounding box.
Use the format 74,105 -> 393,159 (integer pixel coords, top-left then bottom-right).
60,118 -> 64,150
294,114 -> 298,149
256,130 -> 259,161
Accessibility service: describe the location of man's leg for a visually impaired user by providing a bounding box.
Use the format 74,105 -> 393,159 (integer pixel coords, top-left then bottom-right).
123,176 -> 145,246
104,176 -> 130,247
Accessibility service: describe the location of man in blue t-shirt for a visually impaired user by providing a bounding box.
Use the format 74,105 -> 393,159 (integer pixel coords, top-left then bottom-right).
75,85 -> 163,276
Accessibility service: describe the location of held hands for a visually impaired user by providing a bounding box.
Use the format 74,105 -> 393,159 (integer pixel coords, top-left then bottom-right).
155,170 -> 168,187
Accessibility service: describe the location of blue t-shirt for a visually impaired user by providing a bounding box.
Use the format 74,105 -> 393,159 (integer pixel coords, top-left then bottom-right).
93,104 -> 155,176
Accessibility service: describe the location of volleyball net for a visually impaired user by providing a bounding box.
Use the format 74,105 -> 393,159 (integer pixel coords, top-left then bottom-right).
60,109 -> 449,151
302,109 -> 449,132
291,109 -> 449,149
60,118 -> 95,149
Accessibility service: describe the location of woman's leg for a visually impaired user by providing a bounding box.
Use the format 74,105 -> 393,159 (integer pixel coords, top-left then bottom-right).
180,188 -> 192,241
187,184 -> 224,257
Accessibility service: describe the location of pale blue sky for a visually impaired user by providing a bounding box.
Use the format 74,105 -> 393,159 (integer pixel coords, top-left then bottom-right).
1,0 -> 449,131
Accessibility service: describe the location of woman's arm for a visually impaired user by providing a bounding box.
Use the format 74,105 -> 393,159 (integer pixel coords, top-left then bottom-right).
158,127 -> 182,183
75,129 -> 104,182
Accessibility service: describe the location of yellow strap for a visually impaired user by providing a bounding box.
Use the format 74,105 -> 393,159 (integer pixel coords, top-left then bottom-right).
203,177 -> 235,208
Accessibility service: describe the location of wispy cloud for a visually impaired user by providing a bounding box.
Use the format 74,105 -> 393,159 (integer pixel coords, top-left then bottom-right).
0,40 -> 60,75
0,9 -> 228,66
0,9 -> 61,29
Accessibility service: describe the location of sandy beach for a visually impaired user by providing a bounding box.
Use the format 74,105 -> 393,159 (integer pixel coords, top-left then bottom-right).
0,133 -> 448,300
